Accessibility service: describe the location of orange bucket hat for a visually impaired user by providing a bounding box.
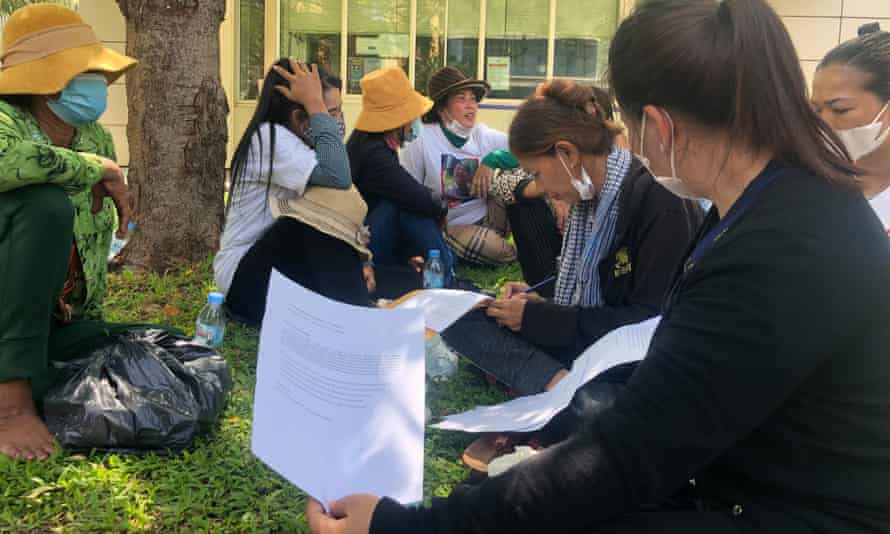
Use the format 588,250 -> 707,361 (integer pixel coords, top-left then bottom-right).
0,3 -> 137,95
354,67 -> 433,133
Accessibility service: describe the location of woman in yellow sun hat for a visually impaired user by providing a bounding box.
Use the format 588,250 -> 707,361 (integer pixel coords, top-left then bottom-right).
346,67 -> 455,293
0,3 -> 137,461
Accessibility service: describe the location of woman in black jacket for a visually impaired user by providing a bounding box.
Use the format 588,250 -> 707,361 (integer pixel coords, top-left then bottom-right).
441,80 -> 703,397
346,67 -> 455,291
306,1 -> 890,533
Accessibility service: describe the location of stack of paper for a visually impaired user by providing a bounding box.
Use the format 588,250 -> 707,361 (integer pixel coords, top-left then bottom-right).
433,317 -> 661,433
396,289 -> 489,333
251,271 -> 426,506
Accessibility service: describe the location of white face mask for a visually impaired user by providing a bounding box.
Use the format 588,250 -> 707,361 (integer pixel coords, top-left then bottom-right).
443,110 -> 475,139
836,102 -> 890,162
558,152 -> 596,201
636,111 -> 705,201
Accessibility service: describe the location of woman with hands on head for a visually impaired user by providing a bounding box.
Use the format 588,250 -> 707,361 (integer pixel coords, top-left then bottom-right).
215,58 -> 373,326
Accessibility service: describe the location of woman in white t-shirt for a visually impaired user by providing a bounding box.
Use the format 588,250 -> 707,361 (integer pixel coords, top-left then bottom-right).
813,24 -> 890,234
400,66 -> 518,266
215,59 -> 371,325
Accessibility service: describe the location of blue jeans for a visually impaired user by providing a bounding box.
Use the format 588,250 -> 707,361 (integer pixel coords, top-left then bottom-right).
366,200 -> 454,286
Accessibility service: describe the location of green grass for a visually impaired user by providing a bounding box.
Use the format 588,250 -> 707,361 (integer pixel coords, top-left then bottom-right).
0,260 -> 515,533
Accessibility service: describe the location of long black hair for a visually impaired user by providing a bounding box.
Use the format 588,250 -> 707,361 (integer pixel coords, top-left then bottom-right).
609,0 -> 857,185
227,58 -> 341,211
819,23 -> 890,102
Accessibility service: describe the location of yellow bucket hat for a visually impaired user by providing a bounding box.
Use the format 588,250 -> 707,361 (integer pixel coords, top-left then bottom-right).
0,3 -> 137,95
354,67 -> 433,133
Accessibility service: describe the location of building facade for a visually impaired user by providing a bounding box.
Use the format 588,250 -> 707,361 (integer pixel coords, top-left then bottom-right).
31,0 -> 890,166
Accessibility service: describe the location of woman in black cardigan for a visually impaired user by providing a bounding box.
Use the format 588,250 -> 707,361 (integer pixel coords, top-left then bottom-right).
346,67 -> 454,292
441,82 -> 703,397
306,1 -> 890,533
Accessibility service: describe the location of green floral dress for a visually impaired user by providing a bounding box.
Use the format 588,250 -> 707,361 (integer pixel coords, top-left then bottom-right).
0,100 -> 116,321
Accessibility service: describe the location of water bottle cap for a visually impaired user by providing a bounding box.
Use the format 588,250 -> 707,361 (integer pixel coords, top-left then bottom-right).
127,222 -> 137,232
208,292 -> 225,305
429,249 -> 441,259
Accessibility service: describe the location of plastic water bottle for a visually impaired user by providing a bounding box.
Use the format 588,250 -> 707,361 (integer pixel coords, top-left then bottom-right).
425,334 -> 458,382
108,222 -> 136,261
423,249 -> 445,289
194,292 -> 226,349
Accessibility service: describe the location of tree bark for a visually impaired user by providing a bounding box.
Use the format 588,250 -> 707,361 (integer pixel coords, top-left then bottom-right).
117,0 -> 228,270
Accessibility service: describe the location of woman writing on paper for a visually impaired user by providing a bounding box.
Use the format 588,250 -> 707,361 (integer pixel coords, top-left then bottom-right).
307,0 -> 890,532
442,81 -> 703,398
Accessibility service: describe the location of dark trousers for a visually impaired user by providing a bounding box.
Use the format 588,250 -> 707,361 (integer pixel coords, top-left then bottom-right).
506,197 -> 562,299
0,184 -> 144,400
366,199 -> 454,286
226,217 -> 371,326
441,308 -> 573,395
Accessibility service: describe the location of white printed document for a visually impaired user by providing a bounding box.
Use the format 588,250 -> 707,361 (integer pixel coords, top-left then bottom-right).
433,317 -> 660,433
251,270 -> 426,506
397,289 -> 490,333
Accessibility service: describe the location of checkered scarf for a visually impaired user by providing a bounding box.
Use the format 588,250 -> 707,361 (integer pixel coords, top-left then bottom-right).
554,147 -> 632,307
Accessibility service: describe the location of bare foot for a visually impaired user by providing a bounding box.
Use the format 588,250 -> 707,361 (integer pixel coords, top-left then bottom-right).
0,380 -> 56,460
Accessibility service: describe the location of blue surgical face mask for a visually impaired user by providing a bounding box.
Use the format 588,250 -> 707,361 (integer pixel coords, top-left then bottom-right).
403,118 -> 423,143
47,73 -> 108,127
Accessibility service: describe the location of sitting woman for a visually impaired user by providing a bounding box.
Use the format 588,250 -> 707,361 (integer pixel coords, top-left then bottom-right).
399,66 -> 519,267
0,4 -> 137,460
215,59 -> 372,325
347,68 -> 455,293
813,23 -> 890,233
487,86 -> 627,295
308,1 -> 890,532
441,79 -> 703,398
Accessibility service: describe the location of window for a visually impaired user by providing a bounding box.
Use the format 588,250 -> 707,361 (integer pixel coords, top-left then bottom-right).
346,0 -> 410,94
554,0 -> 618,86
444,0 -> 481,90
484,0 -> 548,99
280,0 -> 342,77
415,0 -> 446,93
238,0 -> 265,100
239,0 -> 624,102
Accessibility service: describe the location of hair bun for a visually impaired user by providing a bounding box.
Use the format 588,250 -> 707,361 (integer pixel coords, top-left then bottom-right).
536,79 -> 601,117
859,22 -> 881,36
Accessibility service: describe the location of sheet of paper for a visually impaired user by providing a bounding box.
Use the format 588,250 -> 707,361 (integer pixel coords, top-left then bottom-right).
433,317 -> 661,433
447,198 -> 488,225
251,270 -> 425,506
397,289 -> 490,333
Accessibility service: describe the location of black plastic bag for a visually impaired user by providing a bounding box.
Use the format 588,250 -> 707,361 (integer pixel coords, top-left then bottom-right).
43,329 -> 232,452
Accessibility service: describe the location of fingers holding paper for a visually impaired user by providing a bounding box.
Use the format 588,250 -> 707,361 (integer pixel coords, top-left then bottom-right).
307,495 -> 380,534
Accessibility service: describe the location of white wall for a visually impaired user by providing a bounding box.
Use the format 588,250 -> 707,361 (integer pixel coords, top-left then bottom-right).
77,0 -> 130,165
768,0 -> 890,89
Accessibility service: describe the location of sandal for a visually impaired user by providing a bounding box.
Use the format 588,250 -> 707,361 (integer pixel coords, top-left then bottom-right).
461,432 -> 543,473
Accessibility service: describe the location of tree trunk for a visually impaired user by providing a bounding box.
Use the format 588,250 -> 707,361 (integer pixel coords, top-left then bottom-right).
117,0 -> 228,271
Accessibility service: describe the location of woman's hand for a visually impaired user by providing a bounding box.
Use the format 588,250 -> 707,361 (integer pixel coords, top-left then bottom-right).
363,264 -> 376,294
93,157 -> 130,238
486,297 -> 528,332
306,495 -> 380,534
272,59 -> 326,115
501,281 -> 529,299
471,164 -> 494,198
